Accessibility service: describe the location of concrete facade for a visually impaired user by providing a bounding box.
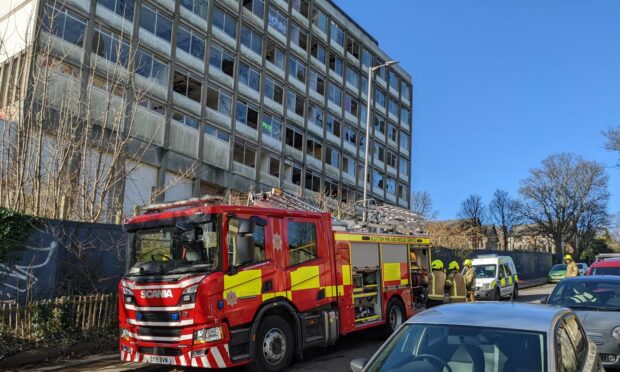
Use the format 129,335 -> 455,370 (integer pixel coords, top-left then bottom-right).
0,0 -> 413,215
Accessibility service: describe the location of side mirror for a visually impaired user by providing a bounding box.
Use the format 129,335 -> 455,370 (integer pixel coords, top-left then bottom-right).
236,235 -> 255,266
350,358 -> 369,372
540,296 -> 548,304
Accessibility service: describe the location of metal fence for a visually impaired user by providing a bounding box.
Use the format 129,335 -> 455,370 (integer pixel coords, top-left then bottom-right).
0,293 -> 117,339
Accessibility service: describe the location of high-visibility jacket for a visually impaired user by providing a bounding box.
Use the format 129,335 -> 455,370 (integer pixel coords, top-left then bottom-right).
446,271 -> 467,303
428,270 -> 446,302
566,261 -> 579,277
464,267 -> 476,291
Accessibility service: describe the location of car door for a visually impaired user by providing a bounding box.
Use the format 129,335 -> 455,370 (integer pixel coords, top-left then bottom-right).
498,265 -> 509,296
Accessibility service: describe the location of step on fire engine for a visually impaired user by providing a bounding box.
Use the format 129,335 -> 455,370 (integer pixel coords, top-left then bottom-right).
118,189 -> 431,371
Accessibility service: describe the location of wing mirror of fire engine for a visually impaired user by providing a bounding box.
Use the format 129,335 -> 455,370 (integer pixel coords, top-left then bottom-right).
350,358 -> 369,372
236,235 -> 255,267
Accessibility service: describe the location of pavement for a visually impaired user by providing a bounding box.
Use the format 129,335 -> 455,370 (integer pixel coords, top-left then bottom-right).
18,283 -> 555,372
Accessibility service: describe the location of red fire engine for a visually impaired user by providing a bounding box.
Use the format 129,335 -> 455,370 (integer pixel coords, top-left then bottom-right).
118,190 -> 431,370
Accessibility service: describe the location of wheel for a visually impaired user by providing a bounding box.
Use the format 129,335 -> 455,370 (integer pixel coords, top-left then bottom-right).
493,287 -> 501,301
512,284 -> 519,299
250,315 -> 294,372
383,298 -> 405,337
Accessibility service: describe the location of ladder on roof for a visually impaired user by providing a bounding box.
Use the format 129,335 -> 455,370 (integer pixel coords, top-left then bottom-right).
249,188 -> 427,236
138,195 -> 224,214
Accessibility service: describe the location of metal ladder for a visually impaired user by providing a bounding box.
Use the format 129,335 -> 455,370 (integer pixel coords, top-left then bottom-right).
249,188 -> 426,235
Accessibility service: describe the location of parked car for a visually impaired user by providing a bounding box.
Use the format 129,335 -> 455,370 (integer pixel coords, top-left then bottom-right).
350,303 -> 602,372
548,264 -> 567,282
543,276 -> 620,369
578,263 -> 589,276
470,255 -> 519,300
587,257 -> 620,276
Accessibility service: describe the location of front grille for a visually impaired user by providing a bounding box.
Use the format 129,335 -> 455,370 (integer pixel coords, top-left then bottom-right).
139,347 -> 182,357
138,327 -> 182,337
137,312 -> 180,322
600,354 -> 618,363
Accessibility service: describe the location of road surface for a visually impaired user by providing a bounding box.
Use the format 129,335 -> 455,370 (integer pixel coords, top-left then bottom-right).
31,284 -> 556,372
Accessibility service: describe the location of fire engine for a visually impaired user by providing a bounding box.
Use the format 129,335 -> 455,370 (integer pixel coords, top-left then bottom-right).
118,189 -> 431,371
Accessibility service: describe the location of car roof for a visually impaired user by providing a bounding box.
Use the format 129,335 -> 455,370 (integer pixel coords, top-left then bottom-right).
408,303 -> 568,333
558,275 -> 620,283
590,258 -> 620,268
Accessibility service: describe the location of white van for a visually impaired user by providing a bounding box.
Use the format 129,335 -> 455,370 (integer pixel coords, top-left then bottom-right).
470,255 -> 519,300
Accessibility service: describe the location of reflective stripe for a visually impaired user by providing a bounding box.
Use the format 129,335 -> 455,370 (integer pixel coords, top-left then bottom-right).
334,233 -> 431,244
211,346 -> 226,368
400,279 -> 409,286
500,278 -> 506,287
179,355 -> 187,366
290,266 -> 320,290
383,263 -> 401,282
201,356 -> 210,368
223,269 -> 262,299
342,265 -> 351,285
191,357 -> 199,367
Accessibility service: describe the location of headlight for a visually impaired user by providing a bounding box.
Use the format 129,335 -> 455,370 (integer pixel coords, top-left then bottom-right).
612,326 -> 620,340
182,285 -> 198,303
482,282 -> 491,289
194,326 -> 223,344
122,287 -> 135,304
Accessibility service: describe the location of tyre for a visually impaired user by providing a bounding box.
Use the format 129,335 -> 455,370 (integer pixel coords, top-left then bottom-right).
250,315 -> 294,372
493,287 -> 501,301
512,284 -> 519,299
383,298 -> 405,337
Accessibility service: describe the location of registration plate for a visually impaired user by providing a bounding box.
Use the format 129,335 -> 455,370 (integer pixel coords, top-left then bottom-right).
142,355 -> 175,365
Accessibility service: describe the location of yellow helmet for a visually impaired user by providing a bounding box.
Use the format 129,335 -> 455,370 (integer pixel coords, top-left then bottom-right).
464,259 -> 472,267
448,261 -> 460,271
431,260 -> 444,270
564,254 -> 573,261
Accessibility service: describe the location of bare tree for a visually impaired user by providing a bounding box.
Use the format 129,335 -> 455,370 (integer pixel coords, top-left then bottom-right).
410,191 -> 438,220
458,194 -> 486,227
488,189 -> 521,250
0,5 -> 196,223
519,153 -> 609,255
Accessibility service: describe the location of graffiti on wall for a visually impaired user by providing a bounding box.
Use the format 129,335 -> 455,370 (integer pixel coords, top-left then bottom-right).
0,241 -> 58,299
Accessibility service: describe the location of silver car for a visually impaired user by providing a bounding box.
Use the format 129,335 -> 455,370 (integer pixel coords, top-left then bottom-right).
544,275 -> 620,368
351,303 -> 602,372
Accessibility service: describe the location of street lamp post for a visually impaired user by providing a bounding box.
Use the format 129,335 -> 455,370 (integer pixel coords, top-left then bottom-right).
362,60 -> 399,223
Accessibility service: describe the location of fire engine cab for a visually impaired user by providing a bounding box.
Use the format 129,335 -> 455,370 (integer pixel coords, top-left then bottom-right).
118,190 -> 430,371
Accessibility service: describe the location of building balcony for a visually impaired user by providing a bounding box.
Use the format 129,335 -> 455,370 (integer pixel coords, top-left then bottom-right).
203,134 -> 230,170
132,105 -> 165,146
233,162 -> 256,180
169,120 -> 199,159
176,48 -> 204,75
95,3 -> 133,36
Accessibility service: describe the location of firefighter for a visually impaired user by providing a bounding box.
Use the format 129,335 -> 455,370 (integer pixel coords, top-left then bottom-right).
463,259 -> 476,302
427,260 -> 446,308
445,261 -> 467,303
565,254 -> 579,277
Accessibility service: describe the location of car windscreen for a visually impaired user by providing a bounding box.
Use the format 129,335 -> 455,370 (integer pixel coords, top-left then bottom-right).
547,280 -> 620,311
474,264 -> 496,279
366,324 -> 546,372
550,264 -> 566,272
591,267 -> 620,276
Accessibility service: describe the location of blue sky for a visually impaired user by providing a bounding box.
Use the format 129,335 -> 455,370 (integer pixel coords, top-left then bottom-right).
335,0 -> 620,219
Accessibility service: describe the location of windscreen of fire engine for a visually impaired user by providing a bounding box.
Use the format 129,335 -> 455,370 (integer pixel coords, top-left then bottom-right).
366,324 -> 546,372
474,264 -> 497,279
129,219 -> 219,275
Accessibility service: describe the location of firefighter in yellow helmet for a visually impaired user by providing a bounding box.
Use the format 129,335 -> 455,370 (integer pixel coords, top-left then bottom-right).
427,260 -> 446,308
565,254 -> 579,277
445,261 -> 467,303
463,259 -> 476,302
